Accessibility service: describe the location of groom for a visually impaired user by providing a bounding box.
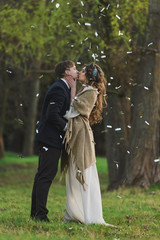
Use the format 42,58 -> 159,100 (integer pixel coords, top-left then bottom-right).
31,60 -> 78,222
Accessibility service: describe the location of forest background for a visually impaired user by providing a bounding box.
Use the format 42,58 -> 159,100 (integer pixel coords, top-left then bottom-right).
0,0 -> 160,190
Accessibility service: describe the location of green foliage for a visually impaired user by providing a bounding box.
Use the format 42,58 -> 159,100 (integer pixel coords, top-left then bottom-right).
0,152 -> 160,239
0,0 -> 149,68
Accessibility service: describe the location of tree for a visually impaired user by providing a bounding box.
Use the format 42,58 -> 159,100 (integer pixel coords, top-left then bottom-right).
125,0 -> 160,187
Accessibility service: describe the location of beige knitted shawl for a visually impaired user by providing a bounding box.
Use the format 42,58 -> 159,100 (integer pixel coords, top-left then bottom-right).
61,86 -> 98,189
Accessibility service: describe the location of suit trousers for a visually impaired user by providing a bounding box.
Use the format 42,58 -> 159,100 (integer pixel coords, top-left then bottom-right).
31,143 -> 61,220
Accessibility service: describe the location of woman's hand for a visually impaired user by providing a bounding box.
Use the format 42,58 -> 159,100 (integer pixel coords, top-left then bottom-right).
65,76 -> 77,102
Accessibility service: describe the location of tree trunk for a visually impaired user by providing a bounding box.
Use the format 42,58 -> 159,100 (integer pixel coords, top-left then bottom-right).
0,52 -> 8,159
125,0 -> 160,187
104,92 -> 128,189
22,72 -> 40,156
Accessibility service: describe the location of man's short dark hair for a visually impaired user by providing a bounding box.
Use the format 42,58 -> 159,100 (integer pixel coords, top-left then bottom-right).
55,60 -> 75,78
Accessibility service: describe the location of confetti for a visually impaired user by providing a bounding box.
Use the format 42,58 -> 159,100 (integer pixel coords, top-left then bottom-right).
101,55 -> 106,58
84,37 -> 88,41
77,62 -> 81,64
95,32 -> 98,37
106,4 -> 110,10
81,1 -> 84,6
144,86 -> 149,90
39,75 -> 43,79
60,135 -> 62,139
127,51 -> 132,54
145,121 -> 150,125
36,129 -> 39,133
100,7 -> 105,12
85,23 -> 91,26
127,150 -> 130,154
77,170 -> 82,173
116,15 -> 121,20
56,3 -> 60,8
154,159 -> 160,162
36,93 -> 39,97
115,85 -> 121,89
108,83 -> 111,86
6,70 -> 12,73
110,77 -> 114,79
20,103 -> 23,106
127,125 -> 131,128
118,30 -> 123,36
77,21 -> 81,25
117,195 -> 122,199
115,128 -> 121,131
50,102 -> 55,104
148,42 -> 153,47
107,125 -> 112,128
43,146 -> 48,151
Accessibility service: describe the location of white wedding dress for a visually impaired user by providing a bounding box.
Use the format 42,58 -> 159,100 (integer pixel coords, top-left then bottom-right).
64,91 -> 109,225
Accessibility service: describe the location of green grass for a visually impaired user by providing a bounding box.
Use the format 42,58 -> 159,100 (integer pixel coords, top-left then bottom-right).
0,153 -> 160,240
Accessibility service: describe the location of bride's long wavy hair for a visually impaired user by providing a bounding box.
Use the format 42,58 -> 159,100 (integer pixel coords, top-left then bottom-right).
84,63 -> 107,125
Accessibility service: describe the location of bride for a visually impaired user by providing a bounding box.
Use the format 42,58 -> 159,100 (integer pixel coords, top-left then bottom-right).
61,63 -> 113,226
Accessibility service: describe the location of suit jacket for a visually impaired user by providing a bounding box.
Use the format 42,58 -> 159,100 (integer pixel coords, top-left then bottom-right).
35,79 -> 70,149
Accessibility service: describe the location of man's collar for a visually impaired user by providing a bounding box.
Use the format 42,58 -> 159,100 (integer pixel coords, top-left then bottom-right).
61,78 -> 70,89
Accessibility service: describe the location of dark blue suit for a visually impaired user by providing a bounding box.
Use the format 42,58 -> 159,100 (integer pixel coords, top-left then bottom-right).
35,79 -> 70,148
31,79 -> 70,221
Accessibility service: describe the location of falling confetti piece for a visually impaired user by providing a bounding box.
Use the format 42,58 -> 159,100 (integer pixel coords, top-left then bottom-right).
43,146 -> 48,151
115,128 -> 121,131
107,125 -> 112,128
144,86 -> 149,90
81,1 -> 84,6
56,3 -> 60,8
127,150 -> 130,154
106,4 -> 110,10
68,227 -> 73,230
116,15 -> 121,20
101,55 -> 106,58
6,70 -> 12,73
127,125 -> 131,128
148,42 -> 153,47
77,21 -> 81,25
110,77 -> 114,79
36,93 -> 39,97
100,7 -> 105,12
36,129 -> 39,133
118,30 -> 123,36
117,195 -> 122,199
20,103 -> 23,106
154,159 -> 160,162
108,83 -> 111,86
60,135 -> 62,139
50,102 -> 55,104
95,32 -> 98,37
145,121 -> 150,125
127,51 -> 132,54
77,62 -> 81,64
85,23 -> 91,26
115,85 -> 121,89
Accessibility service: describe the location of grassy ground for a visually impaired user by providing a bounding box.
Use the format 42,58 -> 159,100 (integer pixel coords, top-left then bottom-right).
0,152 -> 160,240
